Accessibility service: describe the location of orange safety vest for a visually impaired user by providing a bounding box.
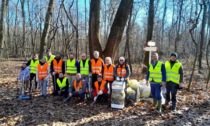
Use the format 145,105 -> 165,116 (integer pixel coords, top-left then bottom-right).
94,80 -> 107,93
38,63 -> 48,80
53,59 -> 63,74
91,58 -> 103,74
117,64 -> 127,77
73,80 -> 83,92
103,64 -> 114,81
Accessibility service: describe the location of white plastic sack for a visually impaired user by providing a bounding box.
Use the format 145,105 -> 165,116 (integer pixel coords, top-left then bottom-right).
139,79 -> 151,98
126,87 -> 136,99
161,92 -> 165,104
127,79 -> 139,90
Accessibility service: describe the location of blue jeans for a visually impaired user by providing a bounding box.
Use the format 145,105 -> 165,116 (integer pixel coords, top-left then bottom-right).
72,92 -> 85,100
39,79 -> 48,96
166,81 -> 178,108
150,83 -> 161,100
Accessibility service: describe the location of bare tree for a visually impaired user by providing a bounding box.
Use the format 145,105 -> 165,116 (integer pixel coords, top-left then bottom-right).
39,0 -> 55,59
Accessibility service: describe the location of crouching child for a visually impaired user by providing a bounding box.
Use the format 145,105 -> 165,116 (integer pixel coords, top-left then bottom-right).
92,74 -> 108,103
68,73 -> 86,101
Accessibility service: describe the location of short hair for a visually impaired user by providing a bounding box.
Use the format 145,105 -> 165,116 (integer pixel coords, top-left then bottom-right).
105,57 -> 112,64
119,57 -> 125,62
93,51 -> 99,56
152,53 -> 159,59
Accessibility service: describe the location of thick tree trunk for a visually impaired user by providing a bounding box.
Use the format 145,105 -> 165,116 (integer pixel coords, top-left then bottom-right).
103,0 -> 133,60
0,0 -> 8,58
21,0 -> 26,59
143,0 -> 154,68
89,0 -> 102,58
198,1 -> 207,70
39,0 -> 55,59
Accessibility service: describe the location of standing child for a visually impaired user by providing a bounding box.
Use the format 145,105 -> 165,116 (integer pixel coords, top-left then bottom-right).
36,58 -> 50,97
17,63 -> 30,92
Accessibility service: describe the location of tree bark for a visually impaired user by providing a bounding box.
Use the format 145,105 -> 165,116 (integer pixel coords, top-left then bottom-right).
39,0 -> 55,59
89,0 -> 102,58
143,0 -> 155,68
103,0 -> 133,60
198,1 -> 207,70
0,0 -> 8,58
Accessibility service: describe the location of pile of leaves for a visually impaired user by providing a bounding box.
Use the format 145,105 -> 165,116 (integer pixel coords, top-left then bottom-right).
0,61 -> 210,126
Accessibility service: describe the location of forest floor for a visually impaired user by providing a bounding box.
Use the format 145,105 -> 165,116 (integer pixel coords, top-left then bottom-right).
0,60 -> 210,126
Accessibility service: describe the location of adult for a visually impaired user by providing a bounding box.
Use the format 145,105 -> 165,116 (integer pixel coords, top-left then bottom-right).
165,52 -> 183,111
78,53 -> 91,93
103,57 -> 115,95
26,53 -> 39,92
90,51 -> 104,89
68,73 -> 86,101
51,52 -> 65,95
114,57 -> 130,84
56,73 -> 69,98
65,52 -> 79,89
36,58 -> 50,97
146,53 -> 166,113
44,49 -> 55,66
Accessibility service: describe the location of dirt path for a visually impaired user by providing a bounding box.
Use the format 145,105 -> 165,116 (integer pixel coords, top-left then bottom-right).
0,61 -> 210,126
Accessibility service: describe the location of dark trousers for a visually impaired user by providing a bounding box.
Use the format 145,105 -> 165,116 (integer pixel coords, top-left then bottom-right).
29,73 -> 37,90
72,92 -> 85,100
52,74 -> 59,95
91,74 -> 98,89
150,83 -> 161,100
166,81 -> 178,108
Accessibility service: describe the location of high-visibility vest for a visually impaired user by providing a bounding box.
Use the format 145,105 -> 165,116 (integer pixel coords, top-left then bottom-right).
149,61 -> 163,83
165,61 -> 182,84
103,64 -> 114,81
30,59 -> 39,74
37,63 -> 48,80
66,59 -> 77,74
91,58 -> 103,74
57,77 -> 67,89
44,55 -> 55,65
94,80 -> 107,93
53,59 -> 63,74
117,64 -> 126,77
80,59 -> 89,75
73,80 -> 83,92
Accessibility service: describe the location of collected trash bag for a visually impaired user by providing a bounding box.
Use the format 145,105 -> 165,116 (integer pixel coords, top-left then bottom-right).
127,79 -> 139,90
161,92 -> 165,104
111,89 -> 125,104
139,83 -> 151,98
126,87 -> 136,100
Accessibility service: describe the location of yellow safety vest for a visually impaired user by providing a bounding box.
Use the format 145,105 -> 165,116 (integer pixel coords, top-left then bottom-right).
57,77 -> 67,89
30,59 -> 39,74
80,59 -> 89,75
165,61 -> 181,84
66,59 -> 77,74
44,55 -> 55,65
149,61 -> 163,83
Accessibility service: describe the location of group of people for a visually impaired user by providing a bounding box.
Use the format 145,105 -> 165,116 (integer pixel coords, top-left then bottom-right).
18,50 -> 131,104
17,49 -> 183,112
146,52 -> 183,113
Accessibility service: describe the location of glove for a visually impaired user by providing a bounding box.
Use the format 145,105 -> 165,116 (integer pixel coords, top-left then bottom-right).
58,90 -> 61,95
97,90 -> 103,95
161,86 -> 167,94
161,82 -> 166,87
69,93 -> 72,97
121,77 -> 125,81
94,96 -> 97,101
178,82 -> 183,90
52,72 -> 55,75
116,77 -> 120,81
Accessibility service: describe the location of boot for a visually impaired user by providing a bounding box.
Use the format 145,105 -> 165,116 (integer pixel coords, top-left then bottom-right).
153,98 -> 157,106
172,102 -> 176,111
157,100 -> 162,113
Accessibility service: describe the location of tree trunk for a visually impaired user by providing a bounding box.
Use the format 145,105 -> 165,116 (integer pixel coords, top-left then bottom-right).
39,0 -> 55,59
143,0 -> 155,68
198,1 -> 207,70
89,0 -> 102,58
0,0 -> 8,58
103,0 -> 133,60
21,0 -> 26,59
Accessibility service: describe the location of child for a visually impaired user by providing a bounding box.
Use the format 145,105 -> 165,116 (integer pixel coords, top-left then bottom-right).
17,62 -> 30,92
